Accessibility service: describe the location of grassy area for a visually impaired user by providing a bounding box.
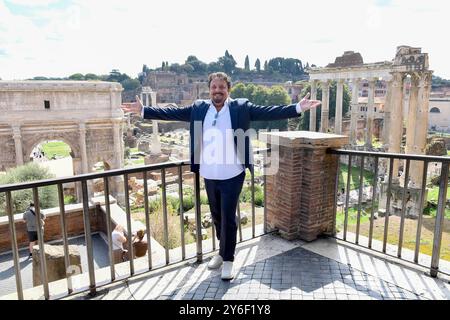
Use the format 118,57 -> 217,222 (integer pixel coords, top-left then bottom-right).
131,158 -> 145,165
338,163 -> 375,191
336,206 -> 450,261
427,185 -> 450,203
336,207 -> 371,232
41,141 -> 71,158
64,195 -> 76,204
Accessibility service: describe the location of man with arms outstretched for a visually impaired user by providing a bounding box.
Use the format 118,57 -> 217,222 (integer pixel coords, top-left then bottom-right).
122,72 -> 320,280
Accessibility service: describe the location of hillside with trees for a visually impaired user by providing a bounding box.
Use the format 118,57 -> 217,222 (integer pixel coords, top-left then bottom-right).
139,50 -> 310,83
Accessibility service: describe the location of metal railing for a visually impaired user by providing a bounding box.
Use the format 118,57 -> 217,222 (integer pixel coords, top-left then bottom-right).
0,149 -> 270,300
328,149 -> 450,278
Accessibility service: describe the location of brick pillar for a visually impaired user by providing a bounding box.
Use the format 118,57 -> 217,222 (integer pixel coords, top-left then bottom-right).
261,131 -> 348,241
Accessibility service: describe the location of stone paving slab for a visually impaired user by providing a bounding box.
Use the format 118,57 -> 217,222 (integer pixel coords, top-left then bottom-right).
67,235 -> 440,300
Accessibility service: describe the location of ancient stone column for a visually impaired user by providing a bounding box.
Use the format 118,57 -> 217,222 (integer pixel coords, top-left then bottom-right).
150,92 -> 157,107
365,78 -> 376,148
140,93 -> 145,106
113,120 -> 123,169
149,91 -> 161,155
261,131 -> 348,241
309,80 -> 317,132
388,72 -> 405,183
350,78 -> 360,144
320,81 -> 330,133
382,79 -> 393,148
407,72 -> 432,187
78,122 -> 88,174
12,125 -> 24,166
335,79 -> 344,134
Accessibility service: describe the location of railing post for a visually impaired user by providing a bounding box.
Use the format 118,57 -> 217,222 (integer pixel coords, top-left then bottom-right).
81,180 -> 96,296
57,183 -> 73,293
260,131 -> 348,241
123,174 -> 135,275
33,188 -> 50,299
430,162 -> 449,277
103,177 -> 115,281
194,172 -> 203,262
6,191 -> 23,300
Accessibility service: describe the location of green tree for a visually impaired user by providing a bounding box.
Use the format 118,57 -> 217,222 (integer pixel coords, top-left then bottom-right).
230,82 -> 246,98
244,55 -> 250,71
169,63 -> 183,73
207,61 -> 221,73
185,55 -> 207,74
106,69 -> 130,83
181,64 -> 195,74
84,73 -> 99,80
255,58 -> 261,72
121,78 -> 140,91
0,163 -> 58,216
230,83 -> 290,131
218,50 -> 237,74
69,73 -> 85,80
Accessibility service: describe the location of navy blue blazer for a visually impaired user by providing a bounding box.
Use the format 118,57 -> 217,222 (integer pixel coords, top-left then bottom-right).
143,98 -> 300,173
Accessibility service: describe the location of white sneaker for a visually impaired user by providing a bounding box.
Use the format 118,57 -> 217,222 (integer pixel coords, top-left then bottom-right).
207,255 -> 223,269
221,261 -> 234,280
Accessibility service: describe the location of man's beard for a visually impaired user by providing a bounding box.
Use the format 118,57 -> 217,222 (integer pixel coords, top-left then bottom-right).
212,94 -> 225,104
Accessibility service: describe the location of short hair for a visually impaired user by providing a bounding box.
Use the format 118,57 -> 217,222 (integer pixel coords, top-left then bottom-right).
136,229 -> 145,240
208,72 -> 231,89
29,202 -> 34,207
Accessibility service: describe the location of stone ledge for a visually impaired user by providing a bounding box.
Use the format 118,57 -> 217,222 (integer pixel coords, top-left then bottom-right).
260,131 -> 349,149
0,202 -> 94,226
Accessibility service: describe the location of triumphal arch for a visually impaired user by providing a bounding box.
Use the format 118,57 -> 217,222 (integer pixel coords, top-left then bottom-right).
0,81 -> 125,199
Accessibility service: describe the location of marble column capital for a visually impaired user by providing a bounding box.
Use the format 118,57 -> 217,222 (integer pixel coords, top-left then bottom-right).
112,119 -> 123,127
12,125 -> 22,138
78,122 -> 87,133
418,71 -> 432,88
320,80 -> 331,89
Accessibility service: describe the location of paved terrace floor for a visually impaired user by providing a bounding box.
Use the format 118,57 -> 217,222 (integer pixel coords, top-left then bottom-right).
64,234 -> 450,301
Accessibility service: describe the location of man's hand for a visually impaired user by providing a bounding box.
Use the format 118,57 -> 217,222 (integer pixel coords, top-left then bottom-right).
121,95 -> 143,115
299,92 -> 321,112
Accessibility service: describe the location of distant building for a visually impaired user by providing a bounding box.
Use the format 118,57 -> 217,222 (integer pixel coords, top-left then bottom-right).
428,98 -> 450,132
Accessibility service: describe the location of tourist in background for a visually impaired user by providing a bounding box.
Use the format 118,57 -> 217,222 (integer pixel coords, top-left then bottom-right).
112,224 -> 128,263
22,202 -> 45,259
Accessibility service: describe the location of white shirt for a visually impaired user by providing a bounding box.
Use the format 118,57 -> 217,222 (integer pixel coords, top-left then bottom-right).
200,99 -> 244,180
112,230 -> 125,250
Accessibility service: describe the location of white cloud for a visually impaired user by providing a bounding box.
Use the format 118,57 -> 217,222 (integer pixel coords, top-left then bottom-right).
0,0 -> 449,80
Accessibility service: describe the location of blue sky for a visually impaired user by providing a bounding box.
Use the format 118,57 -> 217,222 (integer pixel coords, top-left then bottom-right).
0,0 -> 449,80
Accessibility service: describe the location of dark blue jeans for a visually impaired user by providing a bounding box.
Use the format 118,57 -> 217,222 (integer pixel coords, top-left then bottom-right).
204,170 -> 246,262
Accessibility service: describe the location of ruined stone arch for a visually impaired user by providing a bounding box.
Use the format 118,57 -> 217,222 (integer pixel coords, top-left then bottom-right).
24,132 -> 81,163
0,80 -> 125,202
